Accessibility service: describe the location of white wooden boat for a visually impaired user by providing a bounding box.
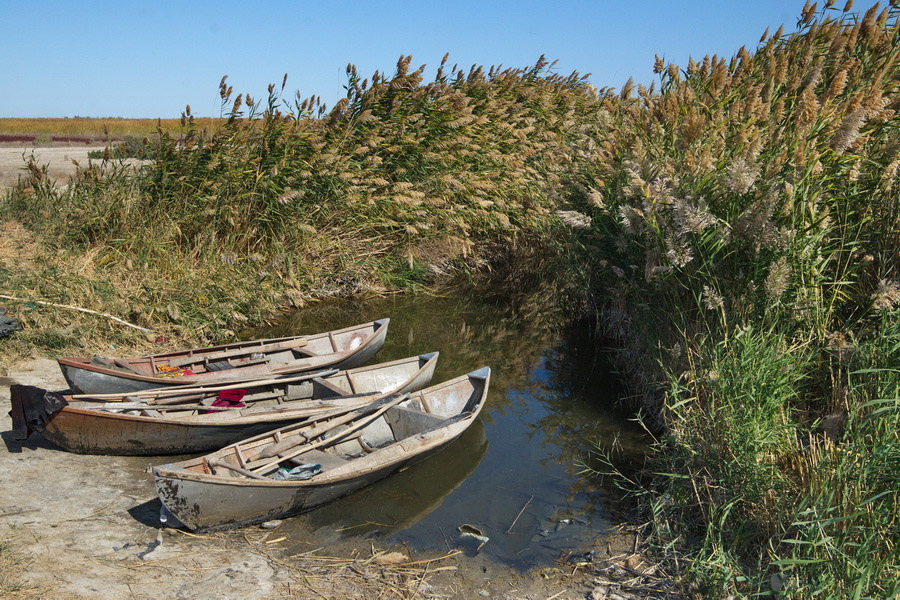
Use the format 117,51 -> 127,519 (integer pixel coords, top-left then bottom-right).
57,319 -> 389,394
153,367 -> 490,531
10,353 -> 437,455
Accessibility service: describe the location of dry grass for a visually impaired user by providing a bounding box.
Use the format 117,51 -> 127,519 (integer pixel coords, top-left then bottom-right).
0,539 -> 45,600
0,117 -> 219,139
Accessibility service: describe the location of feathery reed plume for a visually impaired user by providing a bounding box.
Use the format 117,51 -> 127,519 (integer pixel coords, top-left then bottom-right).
831,107 -> 869,152
555,210 -> 592,229
725,156 -> 760,194
765,257 -> 792,299
871,280 -> 900,310
702,285 -> 725,311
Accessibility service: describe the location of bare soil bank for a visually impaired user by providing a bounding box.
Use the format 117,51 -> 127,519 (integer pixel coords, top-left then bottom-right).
0,145 -> 147,190
0,146 -> 105,189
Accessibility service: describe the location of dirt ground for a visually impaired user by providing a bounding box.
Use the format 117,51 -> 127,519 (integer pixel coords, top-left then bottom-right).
0,147 -> 679,599
0,145 -> 107,189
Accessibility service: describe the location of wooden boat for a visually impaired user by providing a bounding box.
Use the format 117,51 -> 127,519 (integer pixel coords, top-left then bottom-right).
153,367 -> 490,532
57,319 -> 389,394
10,353 -> 437,456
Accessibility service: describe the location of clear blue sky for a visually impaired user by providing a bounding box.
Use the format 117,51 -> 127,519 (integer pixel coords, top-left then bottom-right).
1,1 -> 875,118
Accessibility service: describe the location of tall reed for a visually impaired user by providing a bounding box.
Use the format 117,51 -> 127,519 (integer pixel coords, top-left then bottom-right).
1,56 -> 600,350
575,2 -> 900,595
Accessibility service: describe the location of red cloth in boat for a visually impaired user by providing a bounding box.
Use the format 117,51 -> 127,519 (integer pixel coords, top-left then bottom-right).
211,389 -> 246,408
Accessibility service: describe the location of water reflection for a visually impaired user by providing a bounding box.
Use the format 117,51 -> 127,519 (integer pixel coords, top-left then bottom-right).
257,292 -> 649,569
301,421 -> 488,534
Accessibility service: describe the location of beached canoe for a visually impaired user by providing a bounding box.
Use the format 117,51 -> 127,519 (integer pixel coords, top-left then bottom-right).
10,353 -> 437,455
57,319 -> 389,394
153,367 -> 490,532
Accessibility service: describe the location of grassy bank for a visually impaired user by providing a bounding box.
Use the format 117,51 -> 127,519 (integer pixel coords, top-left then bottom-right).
0,57 -> 592,357
0,3 -> 897,598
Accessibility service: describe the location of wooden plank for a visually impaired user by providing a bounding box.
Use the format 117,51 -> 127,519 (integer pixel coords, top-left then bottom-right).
113,358 -> 141,373
234,445 -> 248,468
311,376 -> 351,398
249,393 -> 409,475
168,337 -> 307,368
209,459 -> 268,480
9,385 -> 29,440
71,368 -> 338,402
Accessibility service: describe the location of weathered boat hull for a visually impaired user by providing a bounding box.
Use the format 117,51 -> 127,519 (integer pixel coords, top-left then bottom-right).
155,445 -> 449,531
153,368 -> 490,532
20,353 -> 437,455
58,319 -> 389,394
41,411 -> 286,456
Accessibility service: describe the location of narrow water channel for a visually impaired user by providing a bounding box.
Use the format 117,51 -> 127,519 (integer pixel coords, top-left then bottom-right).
254,291 -> 649,569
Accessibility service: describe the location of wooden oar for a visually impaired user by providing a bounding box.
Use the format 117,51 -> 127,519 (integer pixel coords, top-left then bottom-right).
208,460 -> 268,480
70,368 -> 339,402
95,403 -> 242,412
167,337 -> 308,368
246,395 -> 398,462
248,393 -> 410,476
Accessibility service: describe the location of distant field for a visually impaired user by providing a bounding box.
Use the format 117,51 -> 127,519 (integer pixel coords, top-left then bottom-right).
0,117 -> 221,141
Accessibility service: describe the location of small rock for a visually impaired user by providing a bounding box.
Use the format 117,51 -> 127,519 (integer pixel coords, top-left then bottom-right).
591,585 -> 609,599
260,520 -> 283,530
478,590 -> 490,597
0,314 -> 22,338
771,573 -> 783,592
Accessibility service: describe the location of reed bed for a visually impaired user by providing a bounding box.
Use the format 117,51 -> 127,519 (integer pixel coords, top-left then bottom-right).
575,1 -> 899,596
1,55 -> 593,351
1,2 -> 897,597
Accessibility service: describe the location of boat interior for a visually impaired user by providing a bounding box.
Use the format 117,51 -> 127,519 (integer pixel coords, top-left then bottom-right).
196,377 -> 483,481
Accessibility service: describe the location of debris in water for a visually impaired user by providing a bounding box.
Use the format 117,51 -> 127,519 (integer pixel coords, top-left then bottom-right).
457,524 -> 489,554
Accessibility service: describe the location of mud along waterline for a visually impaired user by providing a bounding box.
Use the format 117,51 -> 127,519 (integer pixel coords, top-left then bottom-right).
252,291 -> 649,569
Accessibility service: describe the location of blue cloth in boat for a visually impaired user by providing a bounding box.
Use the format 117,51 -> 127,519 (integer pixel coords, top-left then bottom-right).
274,463 -> 322,481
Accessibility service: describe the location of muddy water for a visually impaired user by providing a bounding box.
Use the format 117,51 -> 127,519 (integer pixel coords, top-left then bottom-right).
255,292 -> 649,569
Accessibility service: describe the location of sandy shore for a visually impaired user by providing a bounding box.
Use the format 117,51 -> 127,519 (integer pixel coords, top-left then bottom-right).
0,146 -> 127,189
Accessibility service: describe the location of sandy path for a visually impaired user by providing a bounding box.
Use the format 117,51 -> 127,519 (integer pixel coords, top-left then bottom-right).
0,146 -> 112,189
